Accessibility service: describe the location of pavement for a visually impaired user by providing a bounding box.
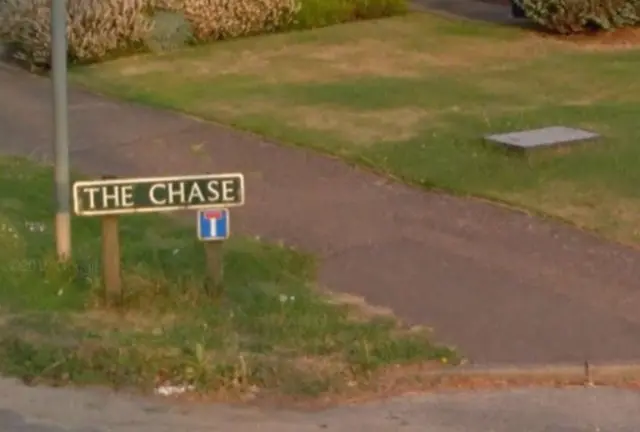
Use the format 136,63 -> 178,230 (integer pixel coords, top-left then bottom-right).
3,56 -> 640,365
1,377 -> 639,431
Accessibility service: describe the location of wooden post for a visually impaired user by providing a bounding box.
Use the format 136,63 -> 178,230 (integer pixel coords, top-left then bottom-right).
204,241 -> 224,300
101,175 -> 122,306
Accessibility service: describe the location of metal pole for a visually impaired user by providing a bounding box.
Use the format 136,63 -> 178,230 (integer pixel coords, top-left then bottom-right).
51,0 -> 71,260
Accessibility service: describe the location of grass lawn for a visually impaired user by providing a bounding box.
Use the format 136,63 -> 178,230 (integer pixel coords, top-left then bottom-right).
0,156 -> 455,402
70,12 -> 640,245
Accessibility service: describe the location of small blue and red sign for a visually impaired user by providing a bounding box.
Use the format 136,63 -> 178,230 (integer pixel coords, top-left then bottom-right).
197,208 -> 230,241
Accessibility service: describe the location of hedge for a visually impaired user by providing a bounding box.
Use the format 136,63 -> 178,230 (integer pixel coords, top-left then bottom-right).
0,0 -> 153,67
515,0 -> 640,34
0,0 -> 407,69
293,0 -> 407,29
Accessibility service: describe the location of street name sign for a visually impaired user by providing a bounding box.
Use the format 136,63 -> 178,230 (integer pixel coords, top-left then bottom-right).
73,173 -> 244,216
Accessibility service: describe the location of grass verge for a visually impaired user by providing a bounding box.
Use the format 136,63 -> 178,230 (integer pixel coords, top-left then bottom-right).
0,156 -> 456,402
70,12 -> 640,246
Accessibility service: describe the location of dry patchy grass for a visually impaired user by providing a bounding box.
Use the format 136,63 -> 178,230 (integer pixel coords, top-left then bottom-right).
198,99 -> 444,146
89,14 -> 567,85
113,40 -> 436,82
265,105 -> 436,146
498,181 -> 640,245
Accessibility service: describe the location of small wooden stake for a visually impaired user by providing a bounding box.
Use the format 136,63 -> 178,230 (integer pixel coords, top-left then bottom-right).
204,241 -> 224,299
101,213 -> 122,306
101,175 -> 122,306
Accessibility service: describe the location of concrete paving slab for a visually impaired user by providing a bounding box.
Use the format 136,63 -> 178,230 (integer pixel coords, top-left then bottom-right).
486,126 -> 600,150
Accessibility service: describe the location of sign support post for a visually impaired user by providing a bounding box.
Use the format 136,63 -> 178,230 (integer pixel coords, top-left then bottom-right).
51,0 -> 71,261
101,212 -> 122,305
100,176 -> 122,306
197,208 -> 231,300
204,242 -> 224,299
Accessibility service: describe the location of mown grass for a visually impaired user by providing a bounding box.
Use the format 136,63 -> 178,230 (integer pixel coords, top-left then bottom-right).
0,156 -> 456,401
70,12 -> 640,245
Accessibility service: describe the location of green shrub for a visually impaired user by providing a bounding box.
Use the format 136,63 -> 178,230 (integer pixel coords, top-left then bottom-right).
0,0 -> 152,68
0,0 -> 407,69
293,0 -> 407,29
515,0 -> 640,34
179,0 -> 299,41
352,0 -> 408,19
0,0 -> 299,67
294,0 -> 353,28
